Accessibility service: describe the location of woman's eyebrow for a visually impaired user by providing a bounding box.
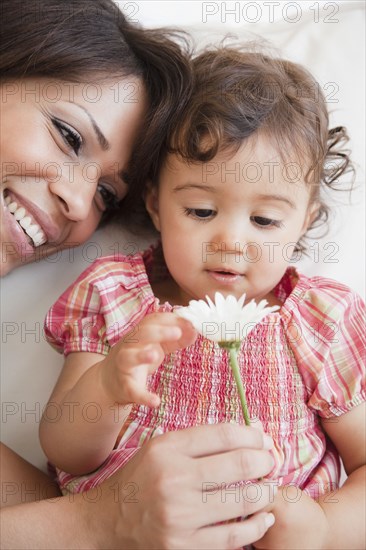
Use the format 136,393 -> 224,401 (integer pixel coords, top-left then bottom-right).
67,101 -> 127,187
71,102 -> 110,151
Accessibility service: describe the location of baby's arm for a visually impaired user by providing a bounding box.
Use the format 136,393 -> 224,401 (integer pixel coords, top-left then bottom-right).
318,402 -> 366,548
39,312 -> 196,476
254,402 -> 366,549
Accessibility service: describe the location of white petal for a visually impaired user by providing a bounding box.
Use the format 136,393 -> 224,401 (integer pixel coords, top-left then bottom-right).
175,292 -> 279,343
237,293 -> 246,308
215,292 -> 225,308
227,295 -> 237,310
206,295 -> 215,310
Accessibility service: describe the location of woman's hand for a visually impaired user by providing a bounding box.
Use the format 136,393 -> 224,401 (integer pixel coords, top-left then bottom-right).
1,424 -> 276,550
93,423 -> 277,550
100,312 -> 197,408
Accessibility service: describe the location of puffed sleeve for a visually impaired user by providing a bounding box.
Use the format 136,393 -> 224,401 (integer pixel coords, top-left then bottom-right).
44,254 -> 154,356
284,276 -> 366,418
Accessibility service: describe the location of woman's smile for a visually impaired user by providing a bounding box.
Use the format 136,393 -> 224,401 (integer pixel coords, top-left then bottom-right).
3,190 -> 59,248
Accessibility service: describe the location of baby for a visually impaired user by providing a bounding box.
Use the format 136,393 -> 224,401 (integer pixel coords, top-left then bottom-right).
42,46 -> 365,549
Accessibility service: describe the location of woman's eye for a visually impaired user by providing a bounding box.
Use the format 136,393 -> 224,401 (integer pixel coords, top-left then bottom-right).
52,119 -> 82,155
97,184 -> 120,212
251,216 -> 282,228
185,208 -> 216,219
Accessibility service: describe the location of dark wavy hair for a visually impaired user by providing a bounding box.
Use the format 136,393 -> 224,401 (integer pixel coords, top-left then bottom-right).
131,45 -> 354,251
0,0 -> 193,226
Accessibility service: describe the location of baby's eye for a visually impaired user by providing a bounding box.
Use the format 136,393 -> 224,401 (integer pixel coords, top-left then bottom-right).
52,118 -> 82,155
185,208 -> 216,220
97,183 -> 120,212
251,216 -> 283,228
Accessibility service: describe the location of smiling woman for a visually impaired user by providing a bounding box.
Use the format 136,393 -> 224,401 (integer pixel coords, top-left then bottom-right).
0,0 -> 192,276
1,77 -> 145,275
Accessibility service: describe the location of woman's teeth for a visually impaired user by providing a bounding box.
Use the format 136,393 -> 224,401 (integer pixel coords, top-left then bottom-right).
5,196 -> 47,247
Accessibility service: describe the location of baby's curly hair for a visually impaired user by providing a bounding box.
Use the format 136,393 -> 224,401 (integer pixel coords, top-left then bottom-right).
126,45 -> 354,252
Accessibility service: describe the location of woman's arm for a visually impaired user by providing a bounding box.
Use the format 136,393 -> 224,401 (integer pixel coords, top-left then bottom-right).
1,424 -> 276,550
0,444 -> 60,508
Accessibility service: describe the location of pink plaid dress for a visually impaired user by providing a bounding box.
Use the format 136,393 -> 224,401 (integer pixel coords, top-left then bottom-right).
45,249 -> 366,496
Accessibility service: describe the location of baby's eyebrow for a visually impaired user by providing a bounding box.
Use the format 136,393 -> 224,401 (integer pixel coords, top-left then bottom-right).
256,193 -> 296,209
173,183 -> 217,193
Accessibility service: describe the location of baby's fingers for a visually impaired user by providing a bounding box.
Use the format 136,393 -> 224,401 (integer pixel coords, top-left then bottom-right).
158,318 -> 197,353
137,345 -> 164,370
124,378 -> 160,409
134,388 -> 160,409
135,313 -> 197,351
137,324 -> 183,345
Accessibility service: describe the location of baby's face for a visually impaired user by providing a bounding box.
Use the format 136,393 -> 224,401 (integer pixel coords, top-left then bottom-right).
146,134 -> 317,306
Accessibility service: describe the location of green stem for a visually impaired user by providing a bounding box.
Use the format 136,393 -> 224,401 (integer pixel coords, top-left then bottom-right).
220,342 -> 251,426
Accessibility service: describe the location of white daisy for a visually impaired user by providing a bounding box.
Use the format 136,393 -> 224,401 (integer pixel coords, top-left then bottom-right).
176,292 -> 279,343
177,292 -> 280,426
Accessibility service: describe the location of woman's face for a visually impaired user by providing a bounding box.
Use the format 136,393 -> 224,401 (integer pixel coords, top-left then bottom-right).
1,77 -> 146,276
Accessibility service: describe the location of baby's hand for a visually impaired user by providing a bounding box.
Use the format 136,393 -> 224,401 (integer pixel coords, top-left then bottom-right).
100,312 -> 197,408
254,486 -> 329,550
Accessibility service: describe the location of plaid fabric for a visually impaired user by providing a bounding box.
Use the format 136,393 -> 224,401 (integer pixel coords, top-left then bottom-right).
45,251 -> 366,495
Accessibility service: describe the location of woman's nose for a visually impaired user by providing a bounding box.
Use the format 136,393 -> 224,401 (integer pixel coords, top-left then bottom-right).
48,167 -> 96,222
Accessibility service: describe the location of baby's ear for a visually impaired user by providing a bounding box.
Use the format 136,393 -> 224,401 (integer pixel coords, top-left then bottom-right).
144,181 -> 161,232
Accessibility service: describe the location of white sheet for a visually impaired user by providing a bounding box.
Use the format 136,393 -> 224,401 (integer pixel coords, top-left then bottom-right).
1,0 -> 364,471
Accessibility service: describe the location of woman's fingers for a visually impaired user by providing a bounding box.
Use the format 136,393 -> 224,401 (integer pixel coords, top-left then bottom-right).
143,425 -> 275,526
156,423 -> 274,457
196,447 -> 274,486
192,477 -> 276,526
114,425 -> 276,550
193,512 -> 275,550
